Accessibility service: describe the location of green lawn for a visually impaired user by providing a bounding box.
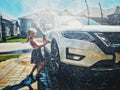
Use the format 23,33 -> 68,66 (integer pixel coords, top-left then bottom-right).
0,36 -> 25,62
0,54 -> 21,62
0,36 -> 26,43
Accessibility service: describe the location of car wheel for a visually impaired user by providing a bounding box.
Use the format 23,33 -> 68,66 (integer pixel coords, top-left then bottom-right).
50,39 -> 61,75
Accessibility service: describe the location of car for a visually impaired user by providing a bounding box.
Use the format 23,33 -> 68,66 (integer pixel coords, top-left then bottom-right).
44,17 -> 120,77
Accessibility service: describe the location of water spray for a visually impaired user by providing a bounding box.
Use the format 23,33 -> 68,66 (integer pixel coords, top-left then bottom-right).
84,0 -> 90,25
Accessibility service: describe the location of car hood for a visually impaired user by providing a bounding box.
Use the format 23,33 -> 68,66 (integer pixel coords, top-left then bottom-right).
45,25 -> 120,34
82,25 -> 120,32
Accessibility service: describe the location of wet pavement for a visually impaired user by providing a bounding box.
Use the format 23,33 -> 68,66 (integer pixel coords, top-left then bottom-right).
46,64 -> 120,90
0,52 -> 120,90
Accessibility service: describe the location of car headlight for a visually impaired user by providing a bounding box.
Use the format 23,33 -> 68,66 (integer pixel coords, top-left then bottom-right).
61,31 -> 95,42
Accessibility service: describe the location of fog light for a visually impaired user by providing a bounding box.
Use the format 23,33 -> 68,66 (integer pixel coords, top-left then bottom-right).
66,48 -> 85,61
73,56 -> 80,60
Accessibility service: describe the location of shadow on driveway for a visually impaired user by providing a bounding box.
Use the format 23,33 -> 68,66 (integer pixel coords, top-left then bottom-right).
2,75 -> 46,90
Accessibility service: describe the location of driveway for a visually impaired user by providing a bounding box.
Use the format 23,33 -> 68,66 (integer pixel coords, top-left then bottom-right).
0,42 -> 32,53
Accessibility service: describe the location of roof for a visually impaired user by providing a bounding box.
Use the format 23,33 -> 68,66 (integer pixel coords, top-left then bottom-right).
78,6 -> 118,18
113,6 -> 120,14
19,9 -> 75,20
78,7 -> 105,18
19,9 -> 60,19
0,10 -> 16,21
58,16 -> 100,26
59,10 -> 74,16
106,6 -> 120,17
0,11 -> 11,20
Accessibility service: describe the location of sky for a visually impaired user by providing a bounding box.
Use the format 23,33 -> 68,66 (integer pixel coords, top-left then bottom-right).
0,0 -> 120,19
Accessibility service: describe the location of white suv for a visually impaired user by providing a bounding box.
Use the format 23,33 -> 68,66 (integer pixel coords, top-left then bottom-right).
44,17 -> 120,77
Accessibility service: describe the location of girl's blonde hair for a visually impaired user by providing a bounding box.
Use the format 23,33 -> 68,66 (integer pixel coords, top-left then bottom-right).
26,28 -> 37,42
27,28 -> 37,35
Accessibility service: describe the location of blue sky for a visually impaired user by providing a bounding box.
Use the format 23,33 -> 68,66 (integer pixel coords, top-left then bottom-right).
0,0 -> 120,19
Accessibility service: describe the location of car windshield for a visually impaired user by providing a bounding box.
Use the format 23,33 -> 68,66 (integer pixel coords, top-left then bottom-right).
63,31 -> 95,41
64,32 -> 88,40
79,17 -> 100,25
62,17 -> 100,26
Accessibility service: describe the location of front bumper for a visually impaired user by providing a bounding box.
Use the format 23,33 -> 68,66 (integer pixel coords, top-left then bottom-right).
60,62 -> 120,78
60,37 -> 120,69
61,47 -> 120,68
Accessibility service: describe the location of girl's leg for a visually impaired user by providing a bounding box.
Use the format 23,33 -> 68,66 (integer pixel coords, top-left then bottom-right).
36,62 -> 45,77
29,64 -> 37,75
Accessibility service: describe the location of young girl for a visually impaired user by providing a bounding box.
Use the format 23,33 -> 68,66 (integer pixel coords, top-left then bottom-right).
27,28 -> 49,79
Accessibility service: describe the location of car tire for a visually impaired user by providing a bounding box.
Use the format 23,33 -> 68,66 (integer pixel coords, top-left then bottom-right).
50,38 -> 61,75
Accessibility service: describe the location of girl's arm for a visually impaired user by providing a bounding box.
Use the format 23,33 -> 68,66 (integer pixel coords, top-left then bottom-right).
30,39 -> 49,49
36,38 -> 43,42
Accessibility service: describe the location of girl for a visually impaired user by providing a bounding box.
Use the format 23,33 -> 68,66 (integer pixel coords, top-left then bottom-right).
27,28 -> 49,79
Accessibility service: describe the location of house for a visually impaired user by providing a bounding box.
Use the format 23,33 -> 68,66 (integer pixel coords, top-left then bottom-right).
18,6 -> 120,38
18,9 -> 61,38
78,6 -> 120,25
107,6 -> 120,25
78,7 -> 109,25
0,11 -> 19,41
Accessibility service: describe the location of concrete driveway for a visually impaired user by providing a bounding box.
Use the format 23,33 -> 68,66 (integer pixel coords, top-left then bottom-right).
0,42 -> 32,53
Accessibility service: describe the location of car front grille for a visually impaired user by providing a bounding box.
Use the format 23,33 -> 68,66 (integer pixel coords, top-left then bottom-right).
90,32 -> 120,55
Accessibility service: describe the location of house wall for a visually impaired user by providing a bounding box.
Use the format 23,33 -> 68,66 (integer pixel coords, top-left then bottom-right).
19,19 -> 31,38
108,14 -> 120,25
19,15 -> 56,38
0,16 -> 2,38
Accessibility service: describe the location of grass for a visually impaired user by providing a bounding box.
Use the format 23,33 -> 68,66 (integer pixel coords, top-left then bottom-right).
0,36 -> 26,43
0,54 -> 21,62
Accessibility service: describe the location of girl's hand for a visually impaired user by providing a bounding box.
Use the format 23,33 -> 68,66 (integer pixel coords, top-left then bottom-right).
43,40 -> 49,45
44,40 -> 50,43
